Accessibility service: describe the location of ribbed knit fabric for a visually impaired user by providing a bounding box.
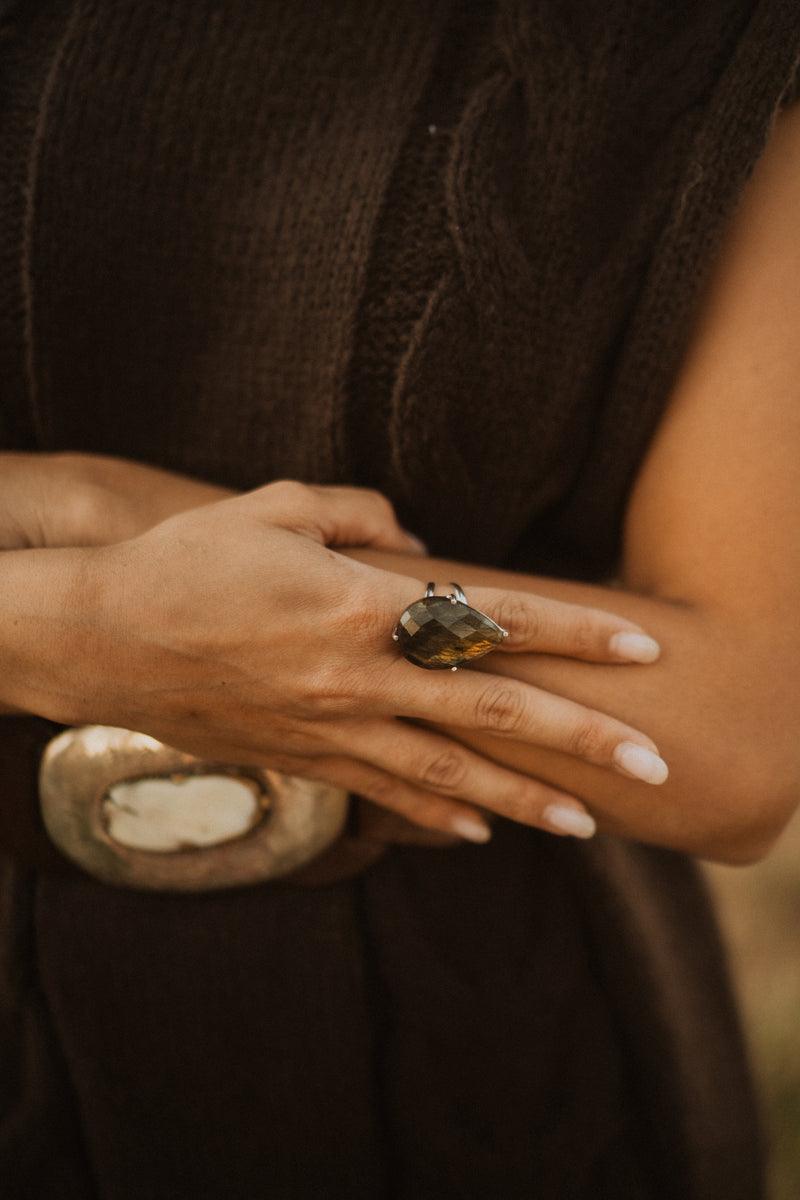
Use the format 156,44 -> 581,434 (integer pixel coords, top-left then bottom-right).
1,0 -> 797,567
2,0 -> 458,482
1,1 -> 800,1197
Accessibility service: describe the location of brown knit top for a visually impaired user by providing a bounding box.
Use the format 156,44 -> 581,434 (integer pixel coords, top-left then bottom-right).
1,2 -> 800,1198
2,0 -> 798,571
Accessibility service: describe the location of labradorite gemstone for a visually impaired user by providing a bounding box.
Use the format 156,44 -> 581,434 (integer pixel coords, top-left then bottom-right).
394,596 -> 506,670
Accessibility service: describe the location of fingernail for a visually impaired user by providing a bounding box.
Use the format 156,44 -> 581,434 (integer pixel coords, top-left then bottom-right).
402,530 -> 428,555
449,814 -> 492,843
613,741 -> 669,784
543,804 -> 597,839
609,631 -> 661,663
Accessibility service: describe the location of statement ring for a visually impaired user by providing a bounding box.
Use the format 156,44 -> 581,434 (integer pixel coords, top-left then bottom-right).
393,582 -> 508,671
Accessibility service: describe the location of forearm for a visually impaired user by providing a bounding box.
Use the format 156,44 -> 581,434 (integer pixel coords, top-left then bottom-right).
0,451 -> 229,714
0,452 -> 231,548
0,467 -> 787,862
349,547 -> 794,863
0,545 -> 98,719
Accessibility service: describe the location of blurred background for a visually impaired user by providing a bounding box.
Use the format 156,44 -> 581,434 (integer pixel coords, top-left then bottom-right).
706,806 -> 800,1200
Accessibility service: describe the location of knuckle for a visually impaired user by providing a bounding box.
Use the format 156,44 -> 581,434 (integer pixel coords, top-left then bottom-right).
490,595 -> 605,657
278,657 -> 359,720
62,482 -> 111,542
362,488 -> 396,518
568,717 -> 609,763
359,772 -> 398,806
567,611 -> 599,657
418,749 -> 469,793
291,662 -> 365,719
263,478 -> 314,513
492,596 -> 542,644
329,588 -> 391,644
474,683 -> 527,734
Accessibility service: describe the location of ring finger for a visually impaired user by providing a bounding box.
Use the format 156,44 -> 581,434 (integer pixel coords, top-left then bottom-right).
335,718 -> 599,837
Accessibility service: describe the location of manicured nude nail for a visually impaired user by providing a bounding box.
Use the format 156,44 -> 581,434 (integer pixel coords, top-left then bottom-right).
449,814 -> 492,843
614,741 -> 669,784
543,804 -> 597,839
609,631 -> 661,663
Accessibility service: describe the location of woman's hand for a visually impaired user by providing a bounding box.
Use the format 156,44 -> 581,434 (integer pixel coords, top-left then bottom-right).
0,479 -> 665,843
346,102 -> 800,864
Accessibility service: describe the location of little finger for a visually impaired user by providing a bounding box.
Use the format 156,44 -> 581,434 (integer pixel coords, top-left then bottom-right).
353,720 -> 598,837
307,756 -> 493,843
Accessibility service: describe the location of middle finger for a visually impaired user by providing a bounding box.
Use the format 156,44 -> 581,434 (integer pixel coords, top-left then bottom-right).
381,660 -> 669,785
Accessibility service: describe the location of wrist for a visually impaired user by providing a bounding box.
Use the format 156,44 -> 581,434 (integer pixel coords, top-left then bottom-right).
0,453 -> 108,549
0,451 -> 234,550
0,545 -> 105,723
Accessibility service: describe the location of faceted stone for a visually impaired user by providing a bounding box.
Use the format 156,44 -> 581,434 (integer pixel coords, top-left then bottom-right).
394,595 -> 506,670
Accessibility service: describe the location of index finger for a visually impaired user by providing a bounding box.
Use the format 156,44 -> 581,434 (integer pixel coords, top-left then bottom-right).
399,583 -> 661,665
